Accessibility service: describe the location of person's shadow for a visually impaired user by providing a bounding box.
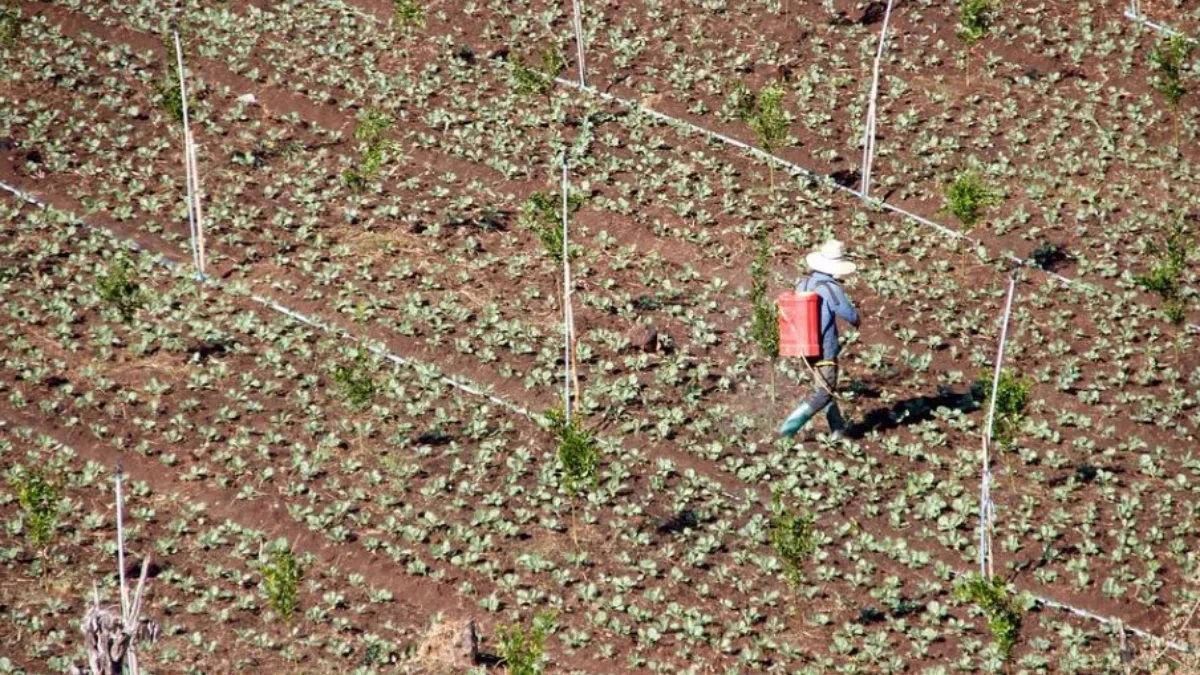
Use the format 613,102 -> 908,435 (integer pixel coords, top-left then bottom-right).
845,383 -> 983,439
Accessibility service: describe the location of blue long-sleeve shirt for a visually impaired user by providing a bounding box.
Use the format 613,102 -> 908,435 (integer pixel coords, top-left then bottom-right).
796,272 -> 859,360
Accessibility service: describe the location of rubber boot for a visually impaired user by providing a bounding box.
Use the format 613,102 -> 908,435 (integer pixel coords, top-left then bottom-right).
779,402 -> 817,438
826,403 -> 847,440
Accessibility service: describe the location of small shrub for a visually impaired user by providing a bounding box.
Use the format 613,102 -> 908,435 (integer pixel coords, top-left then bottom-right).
333,350 -> 376,408
942,169 -> 999,230
954,574 -> 1022,660
96,257 -> 144,323
260,541 -> 303,620
519,190 -> 584,263
393,0 -> 425,29
0,2 -> 22,48
1151,34 -> 1195,107
498,612 -> 555,675
957,0 -> 994,46
734,81 -> 790,189
978,368 -> 1030,447
750,229 -> 779,359
546,409 -> 599,497
510,46 -> 565,97
1136,217 -> 1193,324
16,469 -> 61,550
769,490 -> 816,586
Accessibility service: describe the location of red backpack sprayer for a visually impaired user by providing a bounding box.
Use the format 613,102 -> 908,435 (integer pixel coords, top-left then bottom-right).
777,291 -> 822,358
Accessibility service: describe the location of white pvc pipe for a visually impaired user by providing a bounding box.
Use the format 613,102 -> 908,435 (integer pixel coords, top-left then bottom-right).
1124,7 -> 1199,43
860,0 -> 895,200
571,0 -> 587,88
115,464 -> 130,618
173,29 -> 200,277
984,274 -> 1018,459
979,274 -> 1017,578
562,157 -> 573,424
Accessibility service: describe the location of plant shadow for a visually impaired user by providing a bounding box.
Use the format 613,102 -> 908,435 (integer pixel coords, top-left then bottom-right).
845,385 -> 982,439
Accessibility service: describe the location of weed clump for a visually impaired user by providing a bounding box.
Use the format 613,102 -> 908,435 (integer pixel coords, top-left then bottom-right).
16,468 -> 61,550
519,190 -> 584,263
1136,217 -> 1194,324
769,490 -> 816,586
260,540 -> 303,620
333,349 -> 377,409
498,612 -> 555,675
393,0 -> 425,29
957,0 -> 994,46
343,108 -> 396,191
96,257 -> 145,323
954,574 -> 1023,660
0,2 -> 22,48
750,227 -> 778,360
510,46 -> 565,97
942,168 -> 999,231
978,368 -> 1030,448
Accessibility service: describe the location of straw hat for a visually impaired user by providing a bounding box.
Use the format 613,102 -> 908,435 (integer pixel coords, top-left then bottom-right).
806,239 -> 857,277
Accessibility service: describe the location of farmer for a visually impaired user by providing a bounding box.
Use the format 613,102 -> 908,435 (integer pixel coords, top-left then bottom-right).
779,239 -> 860,438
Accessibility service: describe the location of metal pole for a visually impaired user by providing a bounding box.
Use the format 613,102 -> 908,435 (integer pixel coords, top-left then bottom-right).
562,157 -> 573,424
860,0 -> 895,200
571,0 -> 587,88
173,28 -> 200,276
980,272 -> 1018,577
